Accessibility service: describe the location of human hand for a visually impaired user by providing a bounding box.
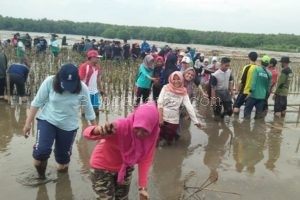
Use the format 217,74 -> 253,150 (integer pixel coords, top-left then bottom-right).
22,124 -> 31,138
139,189 -> 149,200
195,123 -> 201,129
159,118 -> 164,127
98,89 -> 105,96
93,123 -> 116,135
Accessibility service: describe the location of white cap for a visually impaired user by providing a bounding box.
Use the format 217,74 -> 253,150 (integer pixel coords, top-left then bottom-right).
212,56 -> 218,62
181,56 -> 191,64
179,51 -> 185,57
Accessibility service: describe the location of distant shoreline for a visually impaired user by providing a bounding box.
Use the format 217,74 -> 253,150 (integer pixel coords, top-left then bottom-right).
1,29 -> 300,61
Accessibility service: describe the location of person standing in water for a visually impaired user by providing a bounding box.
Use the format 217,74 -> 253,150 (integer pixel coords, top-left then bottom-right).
83,102 -> 160,200
23,64 -> 96,179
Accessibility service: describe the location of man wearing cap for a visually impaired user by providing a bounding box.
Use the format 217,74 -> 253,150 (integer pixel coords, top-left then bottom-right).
244,55 -> 272,119
273,56 -> 293,117
233,52 -> 258,114
23,64 -> 96,179
79,50 -> 103,115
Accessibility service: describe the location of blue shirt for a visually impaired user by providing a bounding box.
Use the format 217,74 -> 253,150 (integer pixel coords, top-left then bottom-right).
135,64 -> 153,89
31,76 -> 96,131
8,63 -> 29,81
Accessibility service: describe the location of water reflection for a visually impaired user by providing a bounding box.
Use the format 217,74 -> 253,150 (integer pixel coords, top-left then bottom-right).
36,185 -> 49,200
233,120 -> 266,174
152,119 -> 192,199
203,123 -> 231,182
265,119 -> 284,171
0,105 -> 27,152
35,173 -> 74,200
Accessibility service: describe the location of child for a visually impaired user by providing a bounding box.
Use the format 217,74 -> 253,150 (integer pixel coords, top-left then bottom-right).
135,55 -> 157,106
83,102 -> 160,200
157,71 -> 201,144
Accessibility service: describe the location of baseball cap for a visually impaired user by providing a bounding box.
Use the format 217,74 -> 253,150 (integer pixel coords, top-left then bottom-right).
59,64 -> 79,93
261,55 -> 271,64
87,50 -> 102,58
181,56 -> 191,64
179,51 -> 185,57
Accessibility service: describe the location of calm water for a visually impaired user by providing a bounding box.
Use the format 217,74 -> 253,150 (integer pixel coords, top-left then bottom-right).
0,96 -> 300,200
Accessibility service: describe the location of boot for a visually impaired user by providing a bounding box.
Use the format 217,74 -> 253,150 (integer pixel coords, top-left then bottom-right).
34,160 -> 48,179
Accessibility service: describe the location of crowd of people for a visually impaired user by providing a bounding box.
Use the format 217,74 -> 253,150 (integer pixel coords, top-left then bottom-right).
0,33 -> 295,199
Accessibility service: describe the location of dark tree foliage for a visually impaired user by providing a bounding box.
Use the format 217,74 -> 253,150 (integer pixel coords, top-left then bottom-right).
0,15 -> 299,52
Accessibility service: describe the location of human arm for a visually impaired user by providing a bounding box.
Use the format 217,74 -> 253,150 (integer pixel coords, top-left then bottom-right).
157,86 -> 165,126
22,106 -> 39,138
137,141 -> 157,200
81,83 -> 96,122
183,95 -> 201,128
83,122 -> 116,140
78,64 -> 86,81
210,75 -> 217,105
229,74 -> 235,98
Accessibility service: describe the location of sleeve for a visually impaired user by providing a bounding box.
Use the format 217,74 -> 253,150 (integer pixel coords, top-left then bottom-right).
240,65 -> 248,83
83,126 -> 103,140
31,76 -> 51,108
157,86 -> 165,109
183,95 -> 199,124
78,64 -> 86,81
250,68 -> 258,93
81,83 -> 96,121
138,143 -> 156,187
210,75 -> 217,87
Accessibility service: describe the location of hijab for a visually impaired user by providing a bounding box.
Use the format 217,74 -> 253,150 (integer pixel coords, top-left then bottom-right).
165,71 -> 187,96
116,102 -> 160,183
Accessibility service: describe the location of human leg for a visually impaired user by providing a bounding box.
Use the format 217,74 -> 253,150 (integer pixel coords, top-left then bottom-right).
244,97 -> 256,119
233,93 -> 247,113
54,127 -> 77,172
32,120 -> 56,178
90,168 -> 116,200
254,99 -> 265,119
141,88 -> 151,103
0,77 -> 6,98
115,167 -> 134,200
135,87 -> 142,106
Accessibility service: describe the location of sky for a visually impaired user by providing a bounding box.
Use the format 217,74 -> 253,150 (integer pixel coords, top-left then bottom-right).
0,0 -> 299,35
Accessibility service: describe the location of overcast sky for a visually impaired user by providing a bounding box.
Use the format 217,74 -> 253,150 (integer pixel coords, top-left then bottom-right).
0,0 -> 299,35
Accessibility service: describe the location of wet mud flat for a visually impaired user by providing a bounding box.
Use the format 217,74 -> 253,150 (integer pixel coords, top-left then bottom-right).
0,97 -> 300,200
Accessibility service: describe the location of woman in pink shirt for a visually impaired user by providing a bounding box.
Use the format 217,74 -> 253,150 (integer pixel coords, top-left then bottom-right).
83,102 -> 160,200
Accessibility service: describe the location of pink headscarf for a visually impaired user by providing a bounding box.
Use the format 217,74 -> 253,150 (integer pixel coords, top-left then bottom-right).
165,71 -> 187,96
116,102 -> 160,183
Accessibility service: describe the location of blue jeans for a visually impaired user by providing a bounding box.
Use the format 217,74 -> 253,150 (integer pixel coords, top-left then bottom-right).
33,119 -> 77,164
244,97 -> 266,119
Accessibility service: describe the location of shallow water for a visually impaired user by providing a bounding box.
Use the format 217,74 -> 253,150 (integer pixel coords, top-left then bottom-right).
0,96 -> 300,200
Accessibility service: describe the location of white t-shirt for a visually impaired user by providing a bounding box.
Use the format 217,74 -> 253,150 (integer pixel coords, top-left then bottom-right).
157,85 -> 199,124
